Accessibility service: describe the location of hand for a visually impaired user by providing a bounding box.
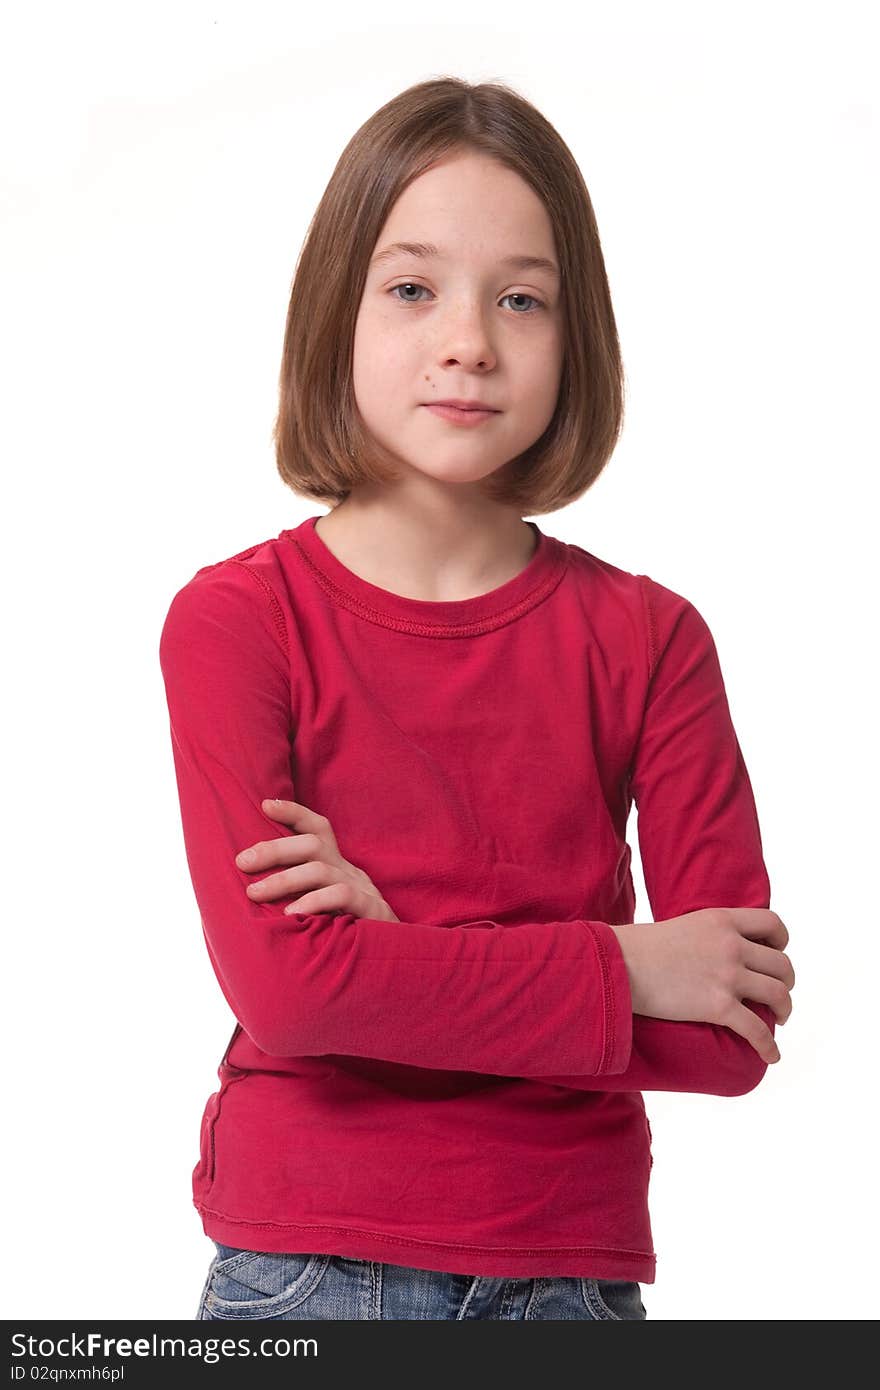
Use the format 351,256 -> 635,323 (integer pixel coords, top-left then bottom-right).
235,798 -> 400,922
610,908 -> 795,1065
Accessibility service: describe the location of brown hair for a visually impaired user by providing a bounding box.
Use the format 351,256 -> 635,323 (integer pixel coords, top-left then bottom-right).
272,77 -> 625,517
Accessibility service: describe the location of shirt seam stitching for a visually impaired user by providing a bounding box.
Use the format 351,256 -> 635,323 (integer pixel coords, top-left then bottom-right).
286,534 -> 569,637
581,920 -> 615,1072
195,1205 -> 655,1259
637,574 -> 658,679
228,559 -> 290,658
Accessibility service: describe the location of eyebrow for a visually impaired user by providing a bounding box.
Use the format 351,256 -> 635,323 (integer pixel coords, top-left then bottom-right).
369,240 -> 560,279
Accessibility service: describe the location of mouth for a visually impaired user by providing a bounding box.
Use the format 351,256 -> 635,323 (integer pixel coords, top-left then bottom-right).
422,403 -> 500,425
423,401 -> 500,413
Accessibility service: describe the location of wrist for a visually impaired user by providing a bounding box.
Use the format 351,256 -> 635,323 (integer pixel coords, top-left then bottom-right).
608,923 -> 651,1015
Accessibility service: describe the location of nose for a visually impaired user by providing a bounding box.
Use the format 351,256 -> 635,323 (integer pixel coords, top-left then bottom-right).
433,297 -> 498,371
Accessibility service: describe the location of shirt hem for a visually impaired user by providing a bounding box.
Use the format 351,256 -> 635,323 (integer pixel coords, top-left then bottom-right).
196,1202 -> 656,1283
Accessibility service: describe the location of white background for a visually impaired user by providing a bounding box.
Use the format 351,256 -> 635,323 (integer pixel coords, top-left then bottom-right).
3,0 -> 877,1321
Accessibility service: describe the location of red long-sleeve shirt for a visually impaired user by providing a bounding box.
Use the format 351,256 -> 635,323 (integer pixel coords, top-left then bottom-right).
158,513 -> 775,1282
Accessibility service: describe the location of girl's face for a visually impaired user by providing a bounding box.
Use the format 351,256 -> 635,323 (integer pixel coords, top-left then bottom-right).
352,150 -> 565,493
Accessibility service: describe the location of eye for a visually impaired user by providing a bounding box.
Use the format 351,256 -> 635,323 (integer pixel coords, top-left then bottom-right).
388,283 -> 545,314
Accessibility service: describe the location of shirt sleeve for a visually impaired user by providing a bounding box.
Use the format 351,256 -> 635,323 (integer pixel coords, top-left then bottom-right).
532,577 -> 776,1096
158,560 -> 634,1078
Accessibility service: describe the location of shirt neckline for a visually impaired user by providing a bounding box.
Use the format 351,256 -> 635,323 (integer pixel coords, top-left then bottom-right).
282,514 -> 569,637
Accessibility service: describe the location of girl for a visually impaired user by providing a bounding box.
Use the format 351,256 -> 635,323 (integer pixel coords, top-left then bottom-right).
159,77 -> 794,1322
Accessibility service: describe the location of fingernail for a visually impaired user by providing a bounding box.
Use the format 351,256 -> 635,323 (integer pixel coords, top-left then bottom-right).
238,849 -> 256,865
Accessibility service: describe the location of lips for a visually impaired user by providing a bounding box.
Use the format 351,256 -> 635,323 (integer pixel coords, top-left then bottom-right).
425,401 -> 499,412
423,402 -> 499,426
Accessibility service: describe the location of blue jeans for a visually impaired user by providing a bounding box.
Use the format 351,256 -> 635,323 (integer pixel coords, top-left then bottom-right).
197,1241 -> 647,1320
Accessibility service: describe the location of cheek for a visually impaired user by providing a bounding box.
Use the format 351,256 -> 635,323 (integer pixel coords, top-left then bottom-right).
509,337 -> 559,384
524,332 -> 564,398
355,300 -> 408,343
357,301 -> 402,343
352,335 -> 413,420
356,319 -> 420,389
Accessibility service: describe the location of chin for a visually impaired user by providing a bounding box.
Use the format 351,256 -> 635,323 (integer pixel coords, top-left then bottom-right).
411,462 -> 506,485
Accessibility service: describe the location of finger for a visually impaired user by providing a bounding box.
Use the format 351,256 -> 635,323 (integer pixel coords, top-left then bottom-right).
729,908 -> 788,951
742,940 -> 796,990
246,862 -> 333,900
261,797 -> 297,818
261,797 -> 327,834
235,845 -> 261,867
237,831 -> 324,871
261,798 -> 337,853
738,969 -> 792,1025
283,882 -> 355,915
728,1002 -> 781,1064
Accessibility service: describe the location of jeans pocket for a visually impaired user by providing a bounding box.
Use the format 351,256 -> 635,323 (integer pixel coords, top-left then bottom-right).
580,1277 -> 647,1321
204,1244 -> 333,1320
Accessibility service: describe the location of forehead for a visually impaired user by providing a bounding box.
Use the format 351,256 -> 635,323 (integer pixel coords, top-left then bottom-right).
371,155 -> 559,270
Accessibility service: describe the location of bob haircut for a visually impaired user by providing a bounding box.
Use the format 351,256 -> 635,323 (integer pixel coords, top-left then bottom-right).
273,76 -> 625,517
